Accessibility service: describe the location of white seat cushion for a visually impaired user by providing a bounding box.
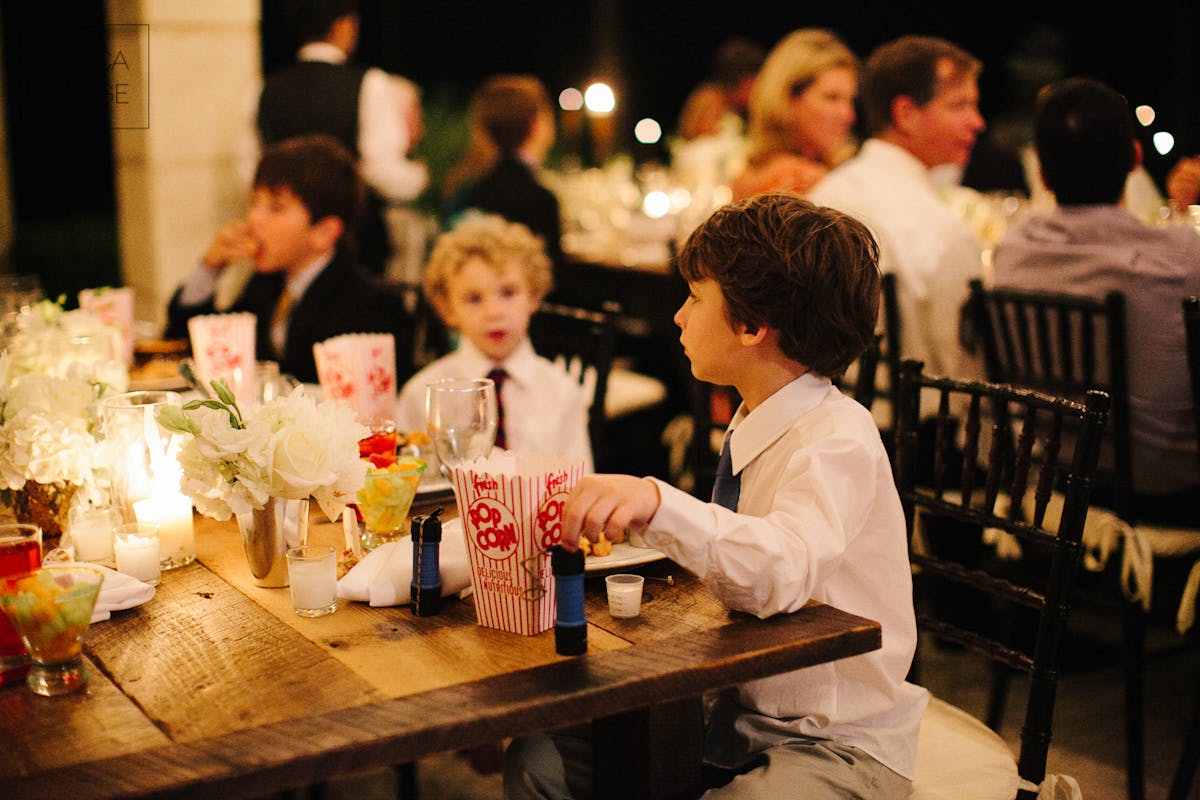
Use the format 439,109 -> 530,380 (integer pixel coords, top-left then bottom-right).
911,696 -> 1018,800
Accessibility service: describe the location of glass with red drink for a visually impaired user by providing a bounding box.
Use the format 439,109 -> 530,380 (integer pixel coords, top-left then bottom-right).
0,523 -> 43,686
358,419 -> 399,469
351,420 -> 399,525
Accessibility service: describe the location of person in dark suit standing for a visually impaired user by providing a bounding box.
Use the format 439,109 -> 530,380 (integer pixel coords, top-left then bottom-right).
165,135 -> 413,385
255,0 -> 428,276
460,75 -> 563,269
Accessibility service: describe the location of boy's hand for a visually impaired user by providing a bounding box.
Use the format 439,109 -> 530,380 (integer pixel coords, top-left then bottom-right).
202,221 -> 257,271
560,475 -> 661,552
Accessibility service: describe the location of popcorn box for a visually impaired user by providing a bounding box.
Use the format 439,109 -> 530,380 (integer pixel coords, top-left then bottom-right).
450,452 -> 585,635
187,312 -> 257,402
78,286 -> 134,365
312,333 -> 397,423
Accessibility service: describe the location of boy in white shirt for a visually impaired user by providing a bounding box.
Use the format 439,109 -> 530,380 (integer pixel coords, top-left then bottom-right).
395,213 -> 593,470
504,193 -> 926,799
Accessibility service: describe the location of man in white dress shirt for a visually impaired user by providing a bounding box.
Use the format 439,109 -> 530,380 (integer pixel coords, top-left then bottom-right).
809,35 -> 986,381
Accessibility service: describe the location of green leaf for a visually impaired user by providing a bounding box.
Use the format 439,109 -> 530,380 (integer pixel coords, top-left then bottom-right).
156,405 -> 197,434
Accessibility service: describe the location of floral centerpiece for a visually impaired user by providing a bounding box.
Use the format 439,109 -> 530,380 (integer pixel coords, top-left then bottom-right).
0,298 -> 130,543
156,379 -> 368,523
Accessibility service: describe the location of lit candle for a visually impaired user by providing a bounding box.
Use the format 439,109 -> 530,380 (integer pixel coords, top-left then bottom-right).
68,507 -> 119,563
134,494 -> 195,570
113,528 -> 161,586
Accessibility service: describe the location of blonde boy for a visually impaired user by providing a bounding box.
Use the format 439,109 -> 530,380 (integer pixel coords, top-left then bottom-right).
504,194 -> 925,799
395,213 -> 592,470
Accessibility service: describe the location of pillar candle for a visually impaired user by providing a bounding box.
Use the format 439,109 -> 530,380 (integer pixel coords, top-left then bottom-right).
134,494 -> 195,569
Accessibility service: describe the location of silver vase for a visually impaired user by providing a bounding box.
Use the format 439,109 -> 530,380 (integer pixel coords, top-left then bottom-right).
235,497 -> 309,587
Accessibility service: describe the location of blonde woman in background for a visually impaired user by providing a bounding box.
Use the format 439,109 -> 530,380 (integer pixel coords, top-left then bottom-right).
731,29 -> 859,200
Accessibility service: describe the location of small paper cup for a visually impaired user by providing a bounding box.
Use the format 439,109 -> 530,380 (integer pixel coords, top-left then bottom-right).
605,573 -> 644,618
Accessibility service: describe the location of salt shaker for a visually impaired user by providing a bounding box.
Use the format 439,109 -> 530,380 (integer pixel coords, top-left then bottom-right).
551,544 -> 586,655
411,507 -> 443,617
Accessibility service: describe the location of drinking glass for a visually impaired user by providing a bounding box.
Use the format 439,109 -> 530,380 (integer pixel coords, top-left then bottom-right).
0,565 -> 103,696
0,524 -> 42,686
425,378 -> 498,479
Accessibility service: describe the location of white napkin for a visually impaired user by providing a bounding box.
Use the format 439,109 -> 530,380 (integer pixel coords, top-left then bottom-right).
337,518 -> 472,606
90,564 -> 156,623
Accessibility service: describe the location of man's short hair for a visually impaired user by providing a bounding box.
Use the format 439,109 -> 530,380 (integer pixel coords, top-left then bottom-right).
254,134 -> 364,237
473,75 -> 552,154
677,193 -> 881,378
281,0 -> 358,45
423,212 -> 553,311
860,35 -> 981,137
1035,77 -> 1136,205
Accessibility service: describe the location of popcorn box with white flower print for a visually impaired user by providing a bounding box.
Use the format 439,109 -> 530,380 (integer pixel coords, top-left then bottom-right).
450,452 -> 585,635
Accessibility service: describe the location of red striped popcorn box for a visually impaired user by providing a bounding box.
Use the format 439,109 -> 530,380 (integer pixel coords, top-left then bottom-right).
312,333 -> 397,424
78,286 -> 135,365
451,452 -> 585,635
187,312 -> 257,402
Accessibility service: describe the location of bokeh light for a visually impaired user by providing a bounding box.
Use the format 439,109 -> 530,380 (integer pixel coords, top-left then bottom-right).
584,82 -> 615,114
642,190 -> 671,219
1135,105 -> 1155,127
1153,131 -> 1175,156
558,88 -> 583,112
634,118 -> 662,144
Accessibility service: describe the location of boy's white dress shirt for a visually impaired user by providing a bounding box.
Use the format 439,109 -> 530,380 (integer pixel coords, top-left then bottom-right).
395,338 -> 593,471
645,373 -> 928,779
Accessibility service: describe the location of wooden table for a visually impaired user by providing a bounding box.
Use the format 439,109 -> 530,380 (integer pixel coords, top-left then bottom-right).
0,498 -> 881,799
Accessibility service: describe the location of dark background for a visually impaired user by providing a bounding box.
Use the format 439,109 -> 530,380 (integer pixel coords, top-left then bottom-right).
3,1 -> 1198,298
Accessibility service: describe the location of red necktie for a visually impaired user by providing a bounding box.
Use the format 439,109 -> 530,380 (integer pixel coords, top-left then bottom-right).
487,367 -> 507,449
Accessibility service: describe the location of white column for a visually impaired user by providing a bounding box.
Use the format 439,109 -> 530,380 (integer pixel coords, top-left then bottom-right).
106,0 -> 260,331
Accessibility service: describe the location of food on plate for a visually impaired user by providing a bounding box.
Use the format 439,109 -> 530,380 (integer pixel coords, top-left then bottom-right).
580,528 -> 625,557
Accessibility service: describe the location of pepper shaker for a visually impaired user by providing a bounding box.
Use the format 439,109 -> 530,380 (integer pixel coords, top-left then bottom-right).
411,507 -> 443,617
551,544 -> 586,655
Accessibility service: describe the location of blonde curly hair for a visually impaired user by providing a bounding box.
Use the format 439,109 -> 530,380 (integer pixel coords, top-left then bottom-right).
422,212 -> 553,315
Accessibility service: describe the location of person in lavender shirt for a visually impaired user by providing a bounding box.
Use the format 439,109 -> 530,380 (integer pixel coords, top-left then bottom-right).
992,77 -> 1200,526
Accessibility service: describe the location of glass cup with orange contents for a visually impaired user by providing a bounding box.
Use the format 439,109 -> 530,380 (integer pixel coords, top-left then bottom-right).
0,524 -> 42,686
356,455 -> 427,552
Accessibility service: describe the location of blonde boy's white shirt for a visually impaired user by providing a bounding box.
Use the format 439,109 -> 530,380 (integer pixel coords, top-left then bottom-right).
394,338 -> 593,471
644,373 -> 927,779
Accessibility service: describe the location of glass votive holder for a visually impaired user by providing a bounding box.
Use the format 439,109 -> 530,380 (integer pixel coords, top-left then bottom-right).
65,506 -> 120,564
133,494 -> 196,570
285,545 -> 337,618
113,523 -> 161,586
605,573 -> 644,618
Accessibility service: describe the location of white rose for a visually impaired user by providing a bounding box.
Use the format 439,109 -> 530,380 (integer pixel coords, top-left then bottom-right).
263,427 -> 341,500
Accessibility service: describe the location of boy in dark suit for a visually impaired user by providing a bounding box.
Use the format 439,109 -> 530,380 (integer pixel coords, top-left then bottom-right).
165,134 -> 413,384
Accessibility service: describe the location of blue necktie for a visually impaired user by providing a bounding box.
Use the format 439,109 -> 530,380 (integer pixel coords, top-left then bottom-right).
712,435 -> 741,511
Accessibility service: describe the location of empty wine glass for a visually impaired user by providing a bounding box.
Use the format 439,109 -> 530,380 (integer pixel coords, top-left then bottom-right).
425,377 -> 498,479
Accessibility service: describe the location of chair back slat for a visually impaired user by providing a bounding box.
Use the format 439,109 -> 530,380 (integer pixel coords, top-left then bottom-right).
528,301 -> 619,461
969,280 -> 1133,522
1184,296 -> 1200,462
894,359 -> 1109,792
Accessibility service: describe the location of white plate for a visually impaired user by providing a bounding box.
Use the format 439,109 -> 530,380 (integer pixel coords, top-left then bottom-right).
416,475 -> 454,497
584,541 -> 666,573
440,519 -> 664,573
